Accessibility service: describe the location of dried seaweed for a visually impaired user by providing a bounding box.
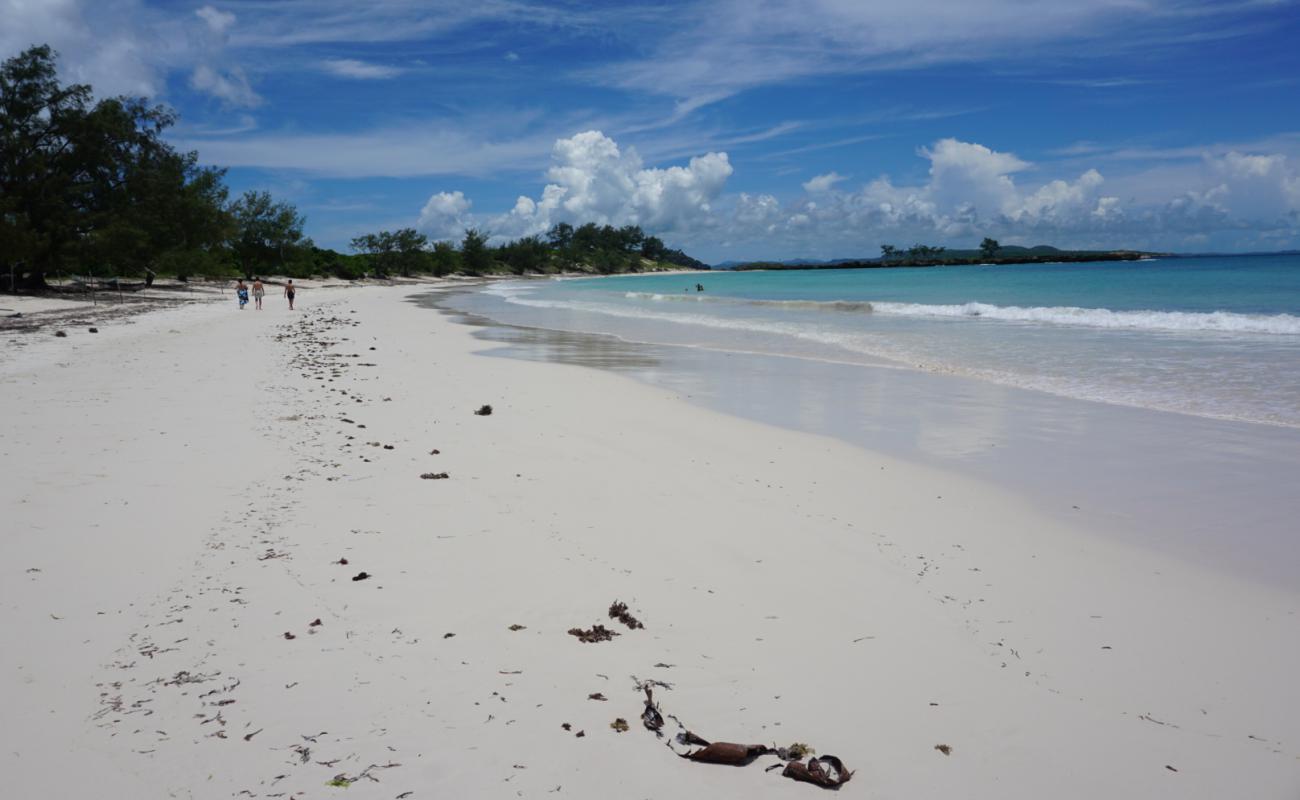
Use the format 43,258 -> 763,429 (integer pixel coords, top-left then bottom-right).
608,601 -> 644,630
568,624 -> 619,643
782,755 -> 853,788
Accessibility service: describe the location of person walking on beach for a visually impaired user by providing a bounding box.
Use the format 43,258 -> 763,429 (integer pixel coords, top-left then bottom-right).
284,279 -> 296,310
236,279 -> 249,310
252,278 -> 265,310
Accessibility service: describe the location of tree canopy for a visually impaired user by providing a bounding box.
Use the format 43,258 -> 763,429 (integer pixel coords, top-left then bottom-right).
1,45 -> 238,287
2,44 -> 708,289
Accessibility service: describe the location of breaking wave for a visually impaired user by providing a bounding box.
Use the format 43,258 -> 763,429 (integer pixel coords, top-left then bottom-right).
613,290 -> 1300,335
868,302 -> 1300,334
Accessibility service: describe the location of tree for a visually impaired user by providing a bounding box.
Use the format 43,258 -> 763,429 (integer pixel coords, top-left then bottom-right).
430,240 -> 459,276
392,227 -> 428,276
350,231 -> 396,276
880,244 -> 898,262
497,235 -> 549,274
460,228 -> 492,274
641,235 -> 666,260
229,190 -> 306,277
979,237 -> 1001,260
546,222 -> 573,250
91,148 -> 232,275
0,45 -> 92,287
1,45 -> 226,288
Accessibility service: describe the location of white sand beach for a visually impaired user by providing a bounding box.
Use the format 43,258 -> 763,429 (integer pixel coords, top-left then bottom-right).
2,284 -> 1297,799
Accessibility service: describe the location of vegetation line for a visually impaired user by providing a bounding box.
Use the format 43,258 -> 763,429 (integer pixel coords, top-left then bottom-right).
1,45 -> 705,293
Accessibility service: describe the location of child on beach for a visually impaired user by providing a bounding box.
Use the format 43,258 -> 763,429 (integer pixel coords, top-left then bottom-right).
284,279 -> 296,310
252,278 -> 265,310
236,279 -> 249,310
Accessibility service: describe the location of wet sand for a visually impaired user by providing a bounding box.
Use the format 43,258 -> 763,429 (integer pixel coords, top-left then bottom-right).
436,300 -> 1300,589
2,284 -> 1297,798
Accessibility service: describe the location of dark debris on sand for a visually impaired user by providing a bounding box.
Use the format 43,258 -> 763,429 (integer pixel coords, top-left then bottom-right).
609,601 -> 644,630
568,624 -> 619,643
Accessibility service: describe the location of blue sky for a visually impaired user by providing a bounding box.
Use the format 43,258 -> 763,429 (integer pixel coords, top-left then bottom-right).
5,0 -> 1300,262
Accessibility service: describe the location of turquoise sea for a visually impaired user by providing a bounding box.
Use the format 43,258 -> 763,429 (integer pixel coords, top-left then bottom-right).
452,254 -> 1300,427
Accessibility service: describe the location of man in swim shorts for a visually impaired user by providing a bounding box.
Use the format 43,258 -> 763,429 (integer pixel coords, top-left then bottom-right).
284,279 -> 296,310
252,278 -> 265,310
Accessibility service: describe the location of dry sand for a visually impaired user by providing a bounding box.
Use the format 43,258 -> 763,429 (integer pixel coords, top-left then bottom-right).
2,284 -> 1297,798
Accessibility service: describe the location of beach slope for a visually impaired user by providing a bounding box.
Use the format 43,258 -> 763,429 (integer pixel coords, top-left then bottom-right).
1,285 -> 1296,798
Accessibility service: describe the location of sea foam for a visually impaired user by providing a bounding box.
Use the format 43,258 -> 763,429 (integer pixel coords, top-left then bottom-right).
617,289 -> 1300,335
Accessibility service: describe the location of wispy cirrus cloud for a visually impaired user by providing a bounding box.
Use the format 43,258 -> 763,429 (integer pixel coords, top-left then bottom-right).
190,64 -> 261,107
217,0 -> 645,47
585,0 -> 1295,113
321,58 -> 404,79
178,124 -> 558,178
194,5 -> 236,35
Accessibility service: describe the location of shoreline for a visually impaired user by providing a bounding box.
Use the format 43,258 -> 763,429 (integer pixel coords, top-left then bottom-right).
430,284 -> 1300,589
2,284 -> 1297,797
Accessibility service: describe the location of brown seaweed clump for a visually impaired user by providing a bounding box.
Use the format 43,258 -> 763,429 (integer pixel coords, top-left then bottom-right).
782,755 -> 853,787
608,601 -> 644,630
568,624 -> 619,643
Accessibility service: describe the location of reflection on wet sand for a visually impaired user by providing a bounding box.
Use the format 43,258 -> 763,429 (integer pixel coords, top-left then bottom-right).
414,288 -> 1300,589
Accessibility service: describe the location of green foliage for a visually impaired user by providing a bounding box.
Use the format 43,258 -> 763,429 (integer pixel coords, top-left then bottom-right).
979,237 -> 1001,260
2,45 -> 709,289
350,227 -> 428,277
532,222 -> 702,273
229,190 -> 307,278
497,234 -> 549,274
0,45 -> 307,288
1,45 -> 234,287
907,243 -> 947,260
429,240 -> 459,276
460,228 -> 493,275
155,248 -> 236,282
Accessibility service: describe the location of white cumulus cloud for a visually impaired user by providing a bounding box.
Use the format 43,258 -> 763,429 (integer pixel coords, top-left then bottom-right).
714,137 -> 1300,258
802,171 -> 846,193
417,191 -> 474,240
0,0 -> 161,97
714,138 -> 1129,254
482,130 -> 732,239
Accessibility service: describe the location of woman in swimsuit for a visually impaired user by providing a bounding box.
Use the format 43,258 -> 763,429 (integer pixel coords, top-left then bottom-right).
252,278 -> 265,310
284,279 -> 296,310
236,279 -> 249,310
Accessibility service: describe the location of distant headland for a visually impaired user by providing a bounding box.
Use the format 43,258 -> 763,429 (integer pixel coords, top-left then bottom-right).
720,240 -> 1164,271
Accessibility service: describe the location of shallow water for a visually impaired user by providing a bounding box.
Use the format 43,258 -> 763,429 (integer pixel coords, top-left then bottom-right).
421,276 -> 1300,589
459,255 -> 1300,427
